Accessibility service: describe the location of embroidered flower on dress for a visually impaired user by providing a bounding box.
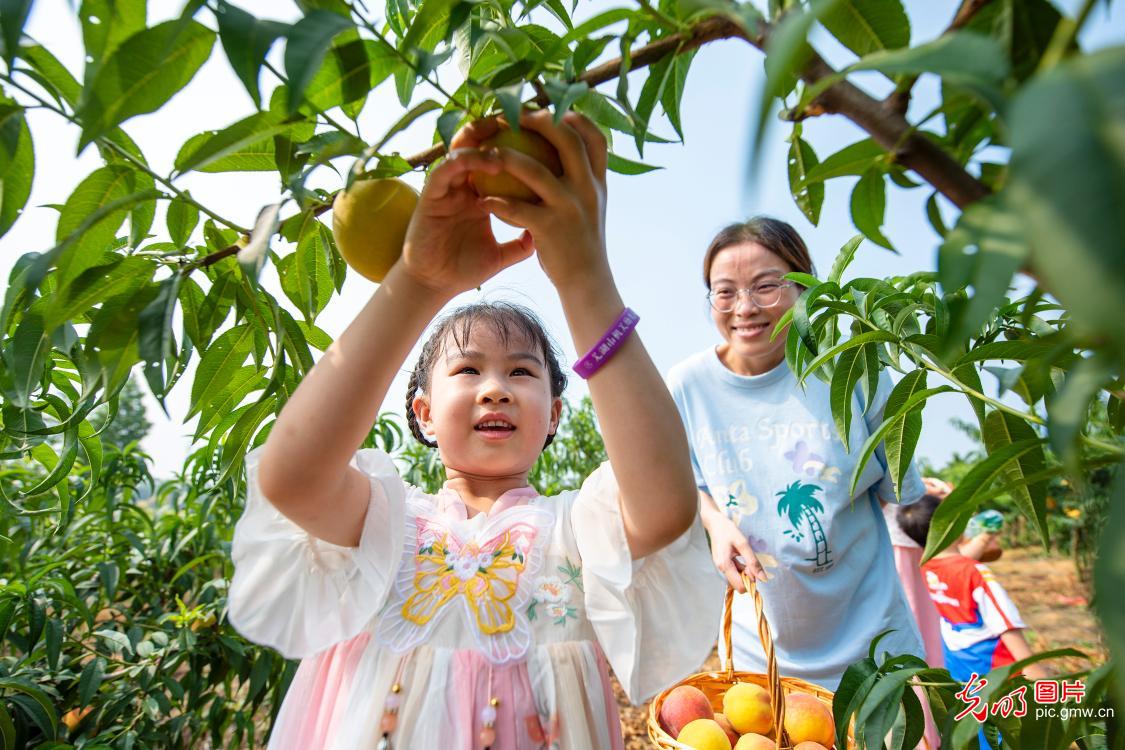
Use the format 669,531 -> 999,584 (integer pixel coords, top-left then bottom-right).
532,576 -> 569,604
527,559 -> 582,625
545,602 -> 570,620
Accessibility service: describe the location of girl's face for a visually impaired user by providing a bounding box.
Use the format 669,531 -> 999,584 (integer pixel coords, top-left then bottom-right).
413,324 -> 562,480
708,242 -> 800,375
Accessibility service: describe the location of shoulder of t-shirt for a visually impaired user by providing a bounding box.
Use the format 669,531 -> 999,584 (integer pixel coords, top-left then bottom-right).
665,349 -> 714,391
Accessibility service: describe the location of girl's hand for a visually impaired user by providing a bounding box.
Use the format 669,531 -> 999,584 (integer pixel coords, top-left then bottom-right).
399,147 -> 534,295
703,510 -> 767,593
472,110 -> 611,292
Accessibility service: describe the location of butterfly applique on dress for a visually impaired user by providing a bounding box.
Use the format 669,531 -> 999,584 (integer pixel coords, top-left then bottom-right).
376,495 -> 553,665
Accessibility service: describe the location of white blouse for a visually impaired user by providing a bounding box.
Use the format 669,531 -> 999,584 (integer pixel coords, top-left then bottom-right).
228,447 -> 725,749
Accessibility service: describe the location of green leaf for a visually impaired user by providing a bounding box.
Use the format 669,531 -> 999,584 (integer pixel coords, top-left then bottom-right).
965,0 -> 1062,82
77,20 -> 215,151
194,364 -> 268,442
787,130 -> 824,225
982,409 -> 1048,545
1007,47 -> 1125,363
78,656 -> 104,704
884,369 -> 926,496
802,138 -> 887,186
544,78 -> 589,123
857,669 -> 924,747
829,344 -> 867,451
94,628 -> 133,655
193,268 -> 239,350
751,2 -> 817,162
175,111 -> 308,174
1093,472 -> 1125,712
284,10 -> 355,113
0,0 -> 32,66
660,51 -> 694,141
790,281 -> 839,355
606,152 -> 661,175
299,37 -> 395,114
0,679 -> 56,739
138,274 -> 182,400
797,329 -> 898,386
834,658 -> 879,750
0,101 -> 33,240
216,1 -> 289,107
20,44 -> 81,105
634,57 -> 673,154
828,234 -> 864,284
218,394 -> 276,483
402,0 -> 459,54
1047,353 -> 1113,469
189,324 -> 254,418
434,108 -> 461,150
2,312 -> 48,408
850,168 -> 893,250
848,386 -> 953,496
279,219 -> 333,321
278,307 -> 315,374
922,437 -> 1044,561
45,255 -> 151,332
80,0 -> 146,70
818,0 -> 910,57
167,195 -> 200,247
849,30 -> 1007,82
937,196 -> 1027,350
954,339 -> 1052,366
53,165 -> 138,285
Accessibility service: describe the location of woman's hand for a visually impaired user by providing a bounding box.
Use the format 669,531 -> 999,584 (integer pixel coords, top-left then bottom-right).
702,505 -> 767,593
470,109 -> 611,292
398,147 -> 534,295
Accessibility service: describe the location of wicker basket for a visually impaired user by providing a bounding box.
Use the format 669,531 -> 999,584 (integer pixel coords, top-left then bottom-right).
647,573 -> 855,750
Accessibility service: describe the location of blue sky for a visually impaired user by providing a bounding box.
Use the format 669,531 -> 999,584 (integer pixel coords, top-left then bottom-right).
3,0 -> 1123,478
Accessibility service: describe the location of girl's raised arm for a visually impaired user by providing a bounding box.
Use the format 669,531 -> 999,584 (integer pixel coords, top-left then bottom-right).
257,149 -> 532,546
479,111 -> 698,558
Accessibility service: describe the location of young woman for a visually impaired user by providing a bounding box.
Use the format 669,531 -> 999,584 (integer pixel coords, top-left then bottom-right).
666,217 -> 927,690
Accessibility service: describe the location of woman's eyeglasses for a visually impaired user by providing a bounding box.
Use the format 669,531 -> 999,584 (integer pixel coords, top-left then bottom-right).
706,280 -> 795,313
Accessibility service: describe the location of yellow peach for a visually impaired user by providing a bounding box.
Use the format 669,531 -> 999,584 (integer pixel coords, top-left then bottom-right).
783,693 -> 835,747
723,682 -> 773,735
677,718 -> 733,750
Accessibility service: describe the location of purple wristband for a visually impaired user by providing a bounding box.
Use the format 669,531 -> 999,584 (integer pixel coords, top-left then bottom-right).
572,307 -> 640,379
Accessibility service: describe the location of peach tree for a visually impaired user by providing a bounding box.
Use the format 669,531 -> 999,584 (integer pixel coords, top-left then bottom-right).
0,0 -> 1121,747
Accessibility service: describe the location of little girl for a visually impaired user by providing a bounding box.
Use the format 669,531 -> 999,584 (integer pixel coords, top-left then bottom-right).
227,110 -> 724,749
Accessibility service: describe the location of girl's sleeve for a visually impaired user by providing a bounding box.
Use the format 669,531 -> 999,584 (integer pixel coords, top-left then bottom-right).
569,462 -> 726,704
227,447 -> 406,659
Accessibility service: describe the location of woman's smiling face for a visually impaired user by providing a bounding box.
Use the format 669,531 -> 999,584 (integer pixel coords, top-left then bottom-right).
708,241 -> 800,375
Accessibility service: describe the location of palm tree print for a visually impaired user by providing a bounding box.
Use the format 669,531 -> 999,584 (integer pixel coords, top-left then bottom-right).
777,481 -> 832,568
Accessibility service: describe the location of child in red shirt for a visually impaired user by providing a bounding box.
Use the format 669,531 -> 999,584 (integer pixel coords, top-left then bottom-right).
896,502 -> 1048,682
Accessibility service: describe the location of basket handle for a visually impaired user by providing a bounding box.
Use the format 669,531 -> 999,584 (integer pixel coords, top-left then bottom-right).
720,572 -> 789,747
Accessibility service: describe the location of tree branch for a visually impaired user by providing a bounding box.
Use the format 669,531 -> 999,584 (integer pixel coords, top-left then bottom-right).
800,55 -> 989,208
